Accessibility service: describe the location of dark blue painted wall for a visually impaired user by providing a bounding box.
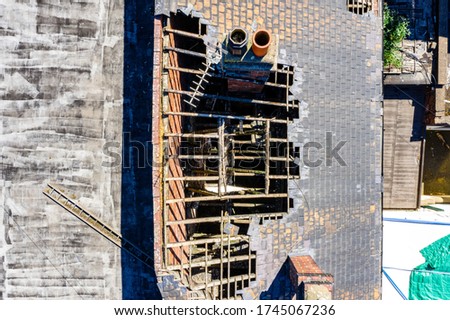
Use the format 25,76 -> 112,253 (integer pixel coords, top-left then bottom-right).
122,0 -> 161,299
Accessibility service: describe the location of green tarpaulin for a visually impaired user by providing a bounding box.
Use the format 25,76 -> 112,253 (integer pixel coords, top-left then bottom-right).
409,234 -> 450,300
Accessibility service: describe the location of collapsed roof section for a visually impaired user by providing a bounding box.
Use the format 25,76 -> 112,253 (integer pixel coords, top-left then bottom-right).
153,8 -> 302,299
154,0 -> 384,300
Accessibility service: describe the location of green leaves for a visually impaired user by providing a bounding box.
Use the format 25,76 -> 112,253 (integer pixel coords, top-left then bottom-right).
383,5 -> 411,68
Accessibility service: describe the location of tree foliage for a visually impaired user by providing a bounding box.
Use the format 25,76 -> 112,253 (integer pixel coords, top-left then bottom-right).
383,5 -> 411,68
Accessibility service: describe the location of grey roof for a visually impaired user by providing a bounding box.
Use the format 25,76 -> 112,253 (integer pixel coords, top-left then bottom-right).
167,0 -> 383,299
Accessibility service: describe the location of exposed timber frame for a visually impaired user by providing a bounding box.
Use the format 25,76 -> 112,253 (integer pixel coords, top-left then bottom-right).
157,9 -> 300,300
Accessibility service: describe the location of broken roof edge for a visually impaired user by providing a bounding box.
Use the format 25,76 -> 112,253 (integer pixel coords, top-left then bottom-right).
155,2 -> 206,19
155,0 -> 178,16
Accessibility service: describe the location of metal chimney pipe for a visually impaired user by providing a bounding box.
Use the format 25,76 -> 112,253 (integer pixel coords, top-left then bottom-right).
228,28 -> 249,56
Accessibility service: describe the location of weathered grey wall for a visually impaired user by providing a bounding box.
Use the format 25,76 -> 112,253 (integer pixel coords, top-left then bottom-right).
0,0 -> 123,299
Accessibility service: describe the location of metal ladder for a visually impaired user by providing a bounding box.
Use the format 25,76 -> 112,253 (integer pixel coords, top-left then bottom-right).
184,61 -> 213,108
43,183 -> 212,299
43,183 -> 154,269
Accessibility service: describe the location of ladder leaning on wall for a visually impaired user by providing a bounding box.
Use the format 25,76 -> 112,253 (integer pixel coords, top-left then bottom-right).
43,183 -> 154,269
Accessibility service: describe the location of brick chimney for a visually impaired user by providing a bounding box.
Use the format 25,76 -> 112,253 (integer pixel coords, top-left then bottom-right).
288,255 -> 334,300
219,29 -> 278,93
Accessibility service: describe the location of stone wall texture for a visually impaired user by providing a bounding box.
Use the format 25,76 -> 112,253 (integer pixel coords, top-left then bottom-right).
1,0 -> 383,300
0,0 -> 124,299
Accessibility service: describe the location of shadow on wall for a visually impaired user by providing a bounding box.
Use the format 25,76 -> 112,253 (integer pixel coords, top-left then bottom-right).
384,85 -> 427,141
423,130 -> 450,195
260,260 -> 297,300
122,0 -> 161,299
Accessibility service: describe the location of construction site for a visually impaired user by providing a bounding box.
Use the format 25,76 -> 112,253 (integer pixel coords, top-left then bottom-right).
1,0 -> 384,300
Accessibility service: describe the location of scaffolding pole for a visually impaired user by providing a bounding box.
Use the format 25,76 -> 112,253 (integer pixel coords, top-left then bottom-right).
164,176 -> 219,182
164,46 -> 207,59
164,132 -> 219,138
163,27 -> 204,40
191,273 -> 256,291
167,154 -> 220,160
227,216 -> 231,299
166,236 -> 248,248
220,209 -> 224,300
218,118 -> 226,196
166,253 -> 257,271
265,120 -> 271,194
165,192 -> 289,204
164,65 -> 204,75
164,88 -> 299,108
167,212 -> 286,222
163,111 -> 289,124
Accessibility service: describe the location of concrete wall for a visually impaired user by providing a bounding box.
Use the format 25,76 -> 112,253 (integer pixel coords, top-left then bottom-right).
0,0 -> 123,299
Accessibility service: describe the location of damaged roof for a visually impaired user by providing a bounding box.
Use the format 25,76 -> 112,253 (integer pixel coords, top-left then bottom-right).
155,0 -> 383,299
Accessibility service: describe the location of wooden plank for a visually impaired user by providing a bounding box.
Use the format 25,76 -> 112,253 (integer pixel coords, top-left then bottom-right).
164,89 -> 299,108
191,273 -> 256,290
437,0 -> 448,85
383,99 -> 422,209
166,212 -> 285,225
165,193 -> 289,204
265,121 -> 271,194
166,236 -> 248,248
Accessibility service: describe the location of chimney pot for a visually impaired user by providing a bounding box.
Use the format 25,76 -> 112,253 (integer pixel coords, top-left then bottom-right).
252,29 -> 272,57
228,28 -> 249,56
